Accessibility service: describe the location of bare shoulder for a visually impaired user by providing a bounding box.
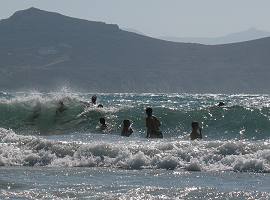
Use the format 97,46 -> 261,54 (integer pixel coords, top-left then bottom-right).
153,116 -> 160,122
152,116 -> 158,120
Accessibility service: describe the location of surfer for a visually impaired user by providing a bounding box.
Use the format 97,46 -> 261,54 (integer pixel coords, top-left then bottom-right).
56,100 -> 67,114
145,107 -> 163,138
190,121 -> 202,140
121,119 -> 133,137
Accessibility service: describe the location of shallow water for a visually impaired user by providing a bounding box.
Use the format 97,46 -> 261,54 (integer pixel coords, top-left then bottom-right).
0,92 -> 269,199
0,167 -> 269,199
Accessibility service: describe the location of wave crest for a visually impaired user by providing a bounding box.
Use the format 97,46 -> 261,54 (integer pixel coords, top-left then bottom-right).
1,92 -> 270,140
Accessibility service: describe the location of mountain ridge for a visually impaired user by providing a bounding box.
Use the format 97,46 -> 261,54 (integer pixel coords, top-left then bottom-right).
159,28 -> 270,45
0,8 -> 270,93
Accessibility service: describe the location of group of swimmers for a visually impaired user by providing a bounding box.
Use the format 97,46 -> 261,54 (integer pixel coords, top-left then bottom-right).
98,106 -> 203,140
53,95 -> 226,140
98,106 -> 163,138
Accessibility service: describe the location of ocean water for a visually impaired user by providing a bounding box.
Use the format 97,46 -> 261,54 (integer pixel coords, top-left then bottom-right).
0,91 -> 269,199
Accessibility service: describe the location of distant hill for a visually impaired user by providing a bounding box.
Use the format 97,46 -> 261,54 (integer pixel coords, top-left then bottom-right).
160,28 -> 270,45
120,27 -> 146,36
1,7 -> 270,93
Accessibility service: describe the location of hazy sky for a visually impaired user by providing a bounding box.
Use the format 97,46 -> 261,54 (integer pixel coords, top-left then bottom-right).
1,0 -> 270,37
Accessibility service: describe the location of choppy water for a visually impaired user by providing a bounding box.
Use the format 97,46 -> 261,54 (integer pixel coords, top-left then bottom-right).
0,91 -> 269,199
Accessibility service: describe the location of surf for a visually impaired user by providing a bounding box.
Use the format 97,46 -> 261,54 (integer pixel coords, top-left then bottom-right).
0,128 -> 269,173
0,92 -> 270,140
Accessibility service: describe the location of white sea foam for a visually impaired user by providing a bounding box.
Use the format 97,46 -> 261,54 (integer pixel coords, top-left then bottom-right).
233,158 -> 265,172
0,128 -> 269,173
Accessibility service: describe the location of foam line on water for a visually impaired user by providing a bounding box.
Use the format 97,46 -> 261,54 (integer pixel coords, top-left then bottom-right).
0,128 -> 269,172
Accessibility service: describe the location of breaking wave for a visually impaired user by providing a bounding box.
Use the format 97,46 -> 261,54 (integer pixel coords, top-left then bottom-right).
1,92 -> 270,140
0,128 -> 269,172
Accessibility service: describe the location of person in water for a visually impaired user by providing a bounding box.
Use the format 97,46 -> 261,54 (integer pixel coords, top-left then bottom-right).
99,117 -> 108,131
80,95 -> 98,107
91,95 -> 97,105
145,107 -> 163,138
56,100 -> 67,114
97,104 -> 103,108
190,121 -> 202,140
121,119 -> 133,137
217,102 -> 225,107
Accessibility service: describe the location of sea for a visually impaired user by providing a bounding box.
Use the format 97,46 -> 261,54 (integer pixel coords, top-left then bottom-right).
0,91 -> 269,199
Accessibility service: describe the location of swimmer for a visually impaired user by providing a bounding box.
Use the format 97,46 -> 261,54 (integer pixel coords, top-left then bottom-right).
121,119 -> 133,137
97,104 -> 103,108
217,102 -> 225,107
80,95 -> 98,108
56,100 -> 67,114
91,95 -> 97,105
99,117 -> 108,131
145,107 -> 163,138
190,121 -> 202,140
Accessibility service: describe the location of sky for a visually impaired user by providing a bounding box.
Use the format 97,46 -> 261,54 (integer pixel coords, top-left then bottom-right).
1,0 -> 270,38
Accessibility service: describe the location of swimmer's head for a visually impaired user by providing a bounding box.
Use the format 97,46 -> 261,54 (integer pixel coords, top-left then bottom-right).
145,107 -> 153,116
59,100 -> 64,105
91,95 -> 97,104
99,117 -> 106,125
191,121 -> 199,129
217,102 -> 225,107
97,104 -> 103,108
123,119 -> 131,127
